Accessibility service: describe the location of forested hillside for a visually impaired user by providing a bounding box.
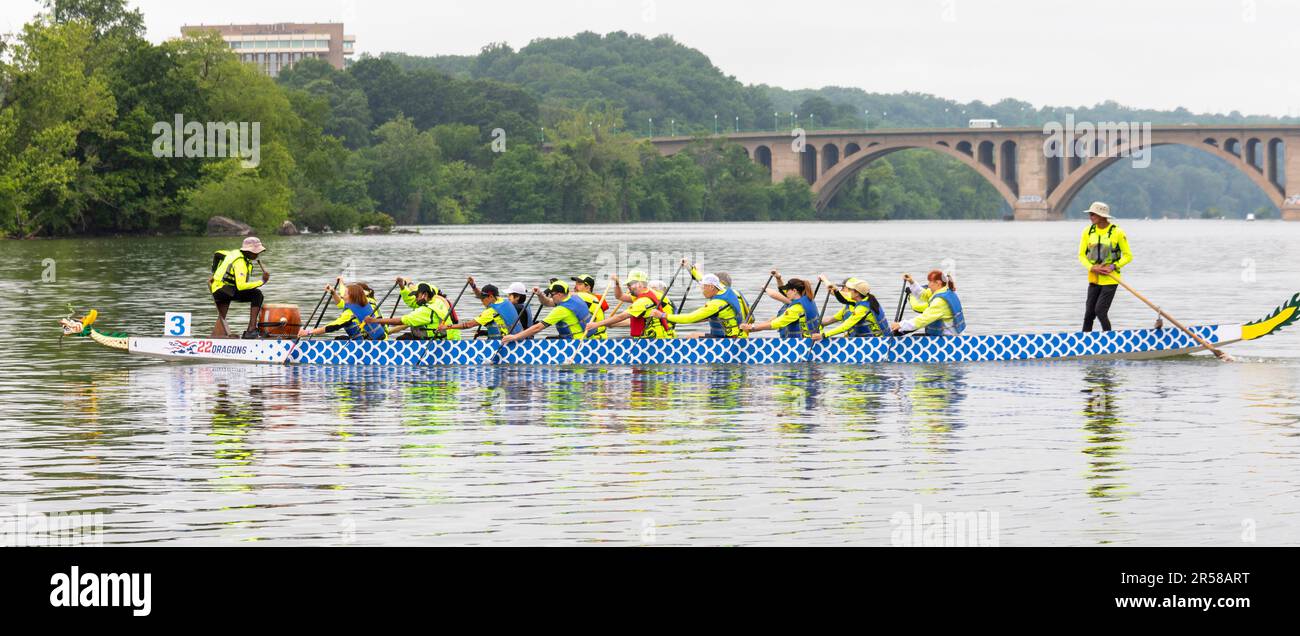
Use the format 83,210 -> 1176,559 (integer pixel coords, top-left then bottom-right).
1,3 -> 1287,238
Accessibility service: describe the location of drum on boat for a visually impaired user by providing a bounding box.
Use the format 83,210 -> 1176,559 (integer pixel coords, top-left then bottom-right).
258,304 -> 302,336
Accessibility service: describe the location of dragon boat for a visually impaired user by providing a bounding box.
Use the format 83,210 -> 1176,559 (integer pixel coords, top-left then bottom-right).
59,292 -> 1299,366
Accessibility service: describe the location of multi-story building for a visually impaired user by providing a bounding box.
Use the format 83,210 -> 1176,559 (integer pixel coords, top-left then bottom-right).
179,22 -> 356,77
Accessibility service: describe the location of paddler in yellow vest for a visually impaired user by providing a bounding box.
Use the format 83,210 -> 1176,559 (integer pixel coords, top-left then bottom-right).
740,278 -> 821,338
1078,201 -> 1133,332
208,236 -> 270,338
503,279 -> 591,342
438,284 -> 524,339
653,273 -> 747,338
683,258 -> 752,334
810,277 -> 892,340
327,277 -> 388,337
891,270 -> 966,336
535,275 -> 609,339
585,271 -> 676,338
364,277 -> 459,340
298,283 -> 388,340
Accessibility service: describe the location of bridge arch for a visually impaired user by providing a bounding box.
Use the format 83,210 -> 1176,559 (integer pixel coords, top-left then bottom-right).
754,145 -> 772,174
813,141 -> 1020,212
1045,137 -> 1286,217
822,144 -> 840,173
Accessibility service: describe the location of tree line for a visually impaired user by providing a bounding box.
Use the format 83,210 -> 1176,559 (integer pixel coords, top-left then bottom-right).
1,2 -> 1288,238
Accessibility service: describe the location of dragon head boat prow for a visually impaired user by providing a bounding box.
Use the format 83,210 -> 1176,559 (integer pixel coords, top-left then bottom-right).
1241,292 -> 1300,341
59,308 -> 98,336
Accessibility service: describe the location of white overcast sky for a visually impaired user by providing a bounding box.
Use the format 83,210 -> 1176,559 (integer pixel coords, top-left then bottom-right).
3,0 -> 1297,116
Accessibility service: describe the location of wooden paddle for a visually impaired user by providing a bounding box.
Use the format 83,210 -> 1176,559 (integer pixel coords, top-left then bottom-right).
1104,273 -> 1234,362
565,279 -> 616,364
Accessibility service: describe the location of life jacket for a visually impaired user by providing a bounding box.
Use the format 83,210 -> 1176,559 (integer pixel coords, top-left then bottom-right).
1085,224 -> 1123,265
408,296 -> 452,340
710,286 -> 746,338
779,296 -> 820,338
629,290 -> 673,338
210,249 -> 249,293
514,302 -> 534,330
575,291 -> 607,338
484,299 -> 521,338
341,302 -> 387,340
925,289 -> 966,336
438,293 -> 459,323
553,294 -> 592,339
851,296 -> 891,337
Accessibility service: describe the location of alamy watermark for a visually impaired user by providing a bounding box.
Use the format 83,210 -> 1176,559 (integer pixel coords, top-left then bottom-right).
890,504 -> 999,546
1043,114 -> 1152,168
1,503 -> 104,546
592,244 -> 707,283
152,114 -> 261,168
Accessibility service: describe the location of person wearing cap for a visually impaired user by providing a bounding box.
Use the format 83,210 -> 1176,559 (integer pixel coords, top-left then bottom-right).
683,259 -> 752,333
438,283 -> 522,339
1078,201 -> 1132,332
535,275 -> 609,339
891,270 -> 965,336
503,279 -> 591,342
208,236 -> 270,338
364,277 -> 457,340
504,282 -> 535,331
740,278 -> 821,338
652,273 -> 746,338
589,271 -> 675,338
811,277 -> 891,340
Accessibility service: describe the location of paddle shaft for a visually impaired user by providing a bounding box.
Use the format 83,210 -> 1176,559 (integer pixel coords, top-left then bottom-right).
450,280 -> 471,312
818,281 -> 834,321
664,263 -> 684,298
310,287 -> 332,329
376,283 -> 399,315
283,286 -> 332,364
894,283 -> 909,323
1104,274 -> 1233,361
746,274 -> 775,323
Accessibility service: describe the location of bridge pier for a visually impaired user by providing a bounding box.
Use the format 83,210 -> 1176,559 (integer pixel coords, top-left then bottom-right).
1013,202 -> 1058,221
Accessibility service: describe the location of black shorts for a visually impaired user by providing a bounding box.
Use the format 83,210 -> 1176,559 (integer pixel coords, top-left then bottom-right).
212,286 -> 264,306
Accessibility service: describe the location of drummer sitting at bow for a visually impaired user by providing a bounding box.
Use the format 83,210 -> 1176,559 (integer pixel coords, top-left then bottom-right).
208,237 -> 269,338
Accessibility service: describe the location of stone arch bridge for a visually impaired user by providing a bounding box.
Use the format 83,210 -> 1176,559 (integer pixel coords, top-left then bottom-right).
647,125 -> 1300,220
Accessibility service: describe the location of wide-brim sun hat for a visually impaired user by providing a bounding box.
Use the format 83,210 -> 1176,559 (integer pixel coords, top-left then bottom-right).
241,236 -> 266,253
1087,201 -> 1113,219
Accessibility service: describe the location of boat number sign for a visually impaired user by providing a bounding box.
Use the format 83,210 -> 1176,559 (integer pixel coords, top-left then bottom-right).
164,312 -> 192,337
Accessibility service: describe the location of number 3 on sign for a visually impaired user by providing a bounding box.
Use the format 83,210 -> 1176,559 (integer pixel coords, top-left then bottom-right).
164,312 -> 192,337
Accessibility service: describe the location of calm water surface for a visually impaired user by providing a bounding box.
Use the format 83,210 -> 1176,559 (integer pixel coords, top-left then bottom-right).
2,220 -> 1298,545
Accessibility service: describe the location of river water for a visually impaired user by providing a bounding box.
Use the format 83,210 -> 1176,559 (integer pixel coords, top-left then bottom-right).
2,220 -> 1298,545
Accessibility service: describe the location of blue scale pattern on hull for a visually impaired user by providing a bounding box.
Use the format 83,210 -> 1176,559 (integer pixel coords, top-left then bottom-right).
287,326 -> 1222,366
